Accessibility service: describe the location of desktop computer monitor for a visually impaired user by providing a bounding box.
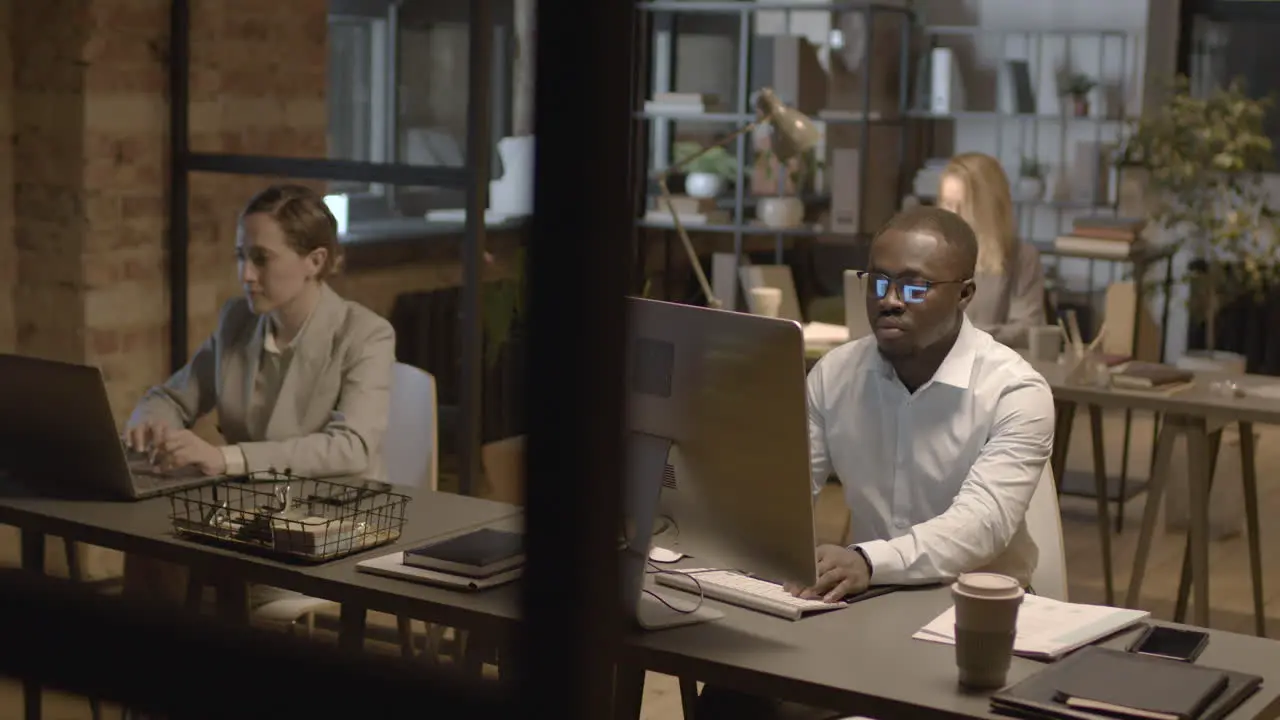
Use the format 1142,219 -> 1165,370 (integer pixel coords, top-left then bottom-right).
621,297 -> 818,629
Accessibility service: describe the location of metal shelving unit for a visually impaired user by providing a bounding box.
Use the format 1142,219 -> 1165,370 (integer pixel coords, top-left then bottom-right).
634,0 -> 916,302
909,25 -> 1167,529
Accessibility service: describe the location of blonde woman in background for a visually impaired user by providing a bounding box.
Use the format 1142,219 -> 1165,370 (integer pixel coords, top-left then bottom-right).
938,152 -> 1047,347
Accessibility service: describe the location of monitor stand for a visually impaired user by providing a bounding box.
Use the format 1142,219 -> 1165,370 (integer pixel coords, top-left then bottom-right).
622,432 -> 724,631
635,587 -> 724,630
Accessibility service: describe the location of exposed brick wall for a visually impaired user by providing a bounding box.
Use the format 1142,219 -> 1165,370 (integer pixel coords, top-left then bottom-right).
186,0 -> 328,356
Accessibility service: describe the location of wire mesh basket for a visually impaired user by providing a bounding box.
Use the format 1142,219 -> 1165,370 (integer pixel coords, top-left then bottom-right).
169,470 -> 410,563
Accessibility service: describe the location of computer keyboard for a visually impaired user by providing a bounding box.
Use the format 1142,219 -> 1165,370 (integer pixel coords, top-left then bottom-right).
654,568 -> 848,621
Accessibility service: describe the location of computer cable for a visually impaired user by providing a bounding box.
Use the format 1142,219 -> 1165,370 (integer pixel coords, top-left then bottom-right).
643,559 -> 705,614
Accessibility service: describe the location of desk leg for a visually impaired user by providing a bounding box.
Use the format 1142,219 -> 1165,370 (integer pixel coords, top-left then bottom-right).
1174,429 -> 1222,624
1125,419 -> 1179,609
338,604 -> 366,653
21,530 -> 44,720
1088,406 -> 1115,605
1185,419 -> 1213,628
1240,423 -> 1266,636
1051,401 -> 1077,490
613,663 -> 645,720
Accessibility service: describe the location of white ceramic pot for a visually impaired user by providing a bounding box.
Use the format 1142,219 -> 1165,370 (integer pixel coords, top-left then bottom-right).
684,172 -> 724,199
1015,176 -> 1045,202
757,196 -> 804,228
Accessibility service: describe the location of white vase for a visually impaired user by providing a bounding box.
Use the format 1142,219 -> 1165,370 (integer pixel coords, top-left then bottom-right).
1015,176 -> 1045,202
684,172 -> 724,199
757,197 -> 804,228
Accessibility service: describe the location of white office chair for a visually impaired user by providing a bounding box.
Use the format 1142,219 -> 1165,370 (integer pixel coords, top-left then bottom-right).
1025,463 -> 1068,602
252,363 -> 439,656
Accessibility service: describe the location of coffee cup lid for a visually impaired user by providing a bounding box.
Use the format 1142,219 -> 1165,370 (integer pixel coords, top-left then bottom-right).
955,573 -> 1023,599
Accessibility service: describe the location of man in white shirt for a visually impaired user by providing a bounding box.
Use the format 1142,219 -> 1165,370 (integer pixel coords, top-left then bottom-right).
697,206 -> 1055,720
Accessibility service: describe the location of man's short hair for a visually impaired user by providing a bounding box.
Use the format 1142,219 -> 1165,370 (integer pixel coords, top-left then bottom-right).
873,206 -> 979,276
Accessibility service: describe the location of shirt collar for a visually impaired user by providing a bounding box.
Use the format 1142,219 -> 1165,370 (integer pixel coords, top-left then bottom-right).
263,301 -> 319,356
874,315 -> 978,391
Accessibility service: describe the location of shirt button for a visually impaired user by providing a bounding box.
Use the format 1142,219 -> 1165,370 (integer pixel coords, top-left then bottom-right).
894,518 -> 910,530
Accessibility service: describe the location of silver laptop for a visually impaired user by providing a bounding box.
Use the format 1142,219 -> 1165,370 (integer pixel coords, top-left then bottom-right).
0,354 -> 222,500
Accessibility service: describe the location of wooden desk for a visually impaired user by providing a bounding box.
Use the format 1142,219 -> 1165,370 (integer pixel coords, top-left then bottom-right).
7,487 -> 1280,720
1030,362 -> 1278,634
0,488 -> 521,720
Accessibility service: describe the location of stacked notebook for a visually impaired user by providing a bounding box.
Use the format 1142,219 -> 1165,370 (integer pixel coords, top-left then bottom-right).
355,527 -> 525,591
992,646 -> 1262,720
1110,361 -> 1195,392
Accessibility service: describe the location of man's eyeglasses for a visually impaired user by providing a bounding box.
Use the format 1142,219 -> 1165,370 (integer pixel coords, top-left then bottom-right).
856,271 -> 970,304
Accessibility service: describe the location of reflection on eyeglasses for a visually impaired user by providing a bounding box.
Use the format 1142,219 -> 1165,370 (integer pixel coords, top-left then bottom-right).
856,271 -> 969,304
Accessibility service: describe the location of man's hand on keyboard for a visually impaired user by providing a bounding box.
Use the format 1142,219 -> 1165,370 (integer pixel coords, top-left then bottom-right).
785,544 -> 870,603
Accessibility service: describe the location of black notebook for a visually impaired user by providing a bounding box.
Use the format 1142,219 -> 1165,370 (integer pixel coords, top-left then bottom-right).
402,528 -> 525,579
992,646 -> 1261,720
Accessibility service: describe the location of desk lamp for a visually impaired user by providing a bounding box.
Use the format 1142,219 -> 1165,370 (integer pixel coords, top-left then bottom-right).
655,88 -> 821,308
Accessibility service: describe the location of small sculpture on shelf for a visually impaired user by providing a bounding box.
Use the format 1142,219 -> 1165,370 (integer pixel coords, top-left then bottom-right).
672,141 -> 738,198
1061,72 -> 1097,117
753,141 -> 821,229
1015,157 -> 1047,201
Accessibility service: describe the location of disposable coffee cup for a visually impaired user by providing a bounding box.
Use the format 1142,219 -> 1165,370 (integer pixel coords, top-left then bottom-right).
749,287 -> 783,318
1027,325 -> 1062,363
952,572 -> 1024,690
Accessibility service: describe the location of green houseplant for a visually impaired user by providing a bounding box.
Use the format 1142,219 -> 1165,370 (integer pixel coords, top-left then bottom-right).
673,141 -> 738,198
1117,76 -> 1280,353
1061,72 -> 1097,117
481,247 -> 527,367
1016,156 -> 1047,201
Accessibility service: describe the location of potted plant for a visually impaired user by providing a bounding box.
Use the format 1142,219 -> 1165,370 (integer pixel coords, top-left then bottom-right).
1117,76 -> 1280,369
673,141 -> 737,198
1016,157 -> 1047,201
754,146 -> 821,228
1061,73 -> 1097,117
481,247 -> 526,368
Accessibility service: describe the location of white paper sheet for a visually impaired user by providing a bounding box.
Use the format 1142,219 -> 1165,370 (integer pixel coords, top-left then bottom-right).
913,594 -> 1149,660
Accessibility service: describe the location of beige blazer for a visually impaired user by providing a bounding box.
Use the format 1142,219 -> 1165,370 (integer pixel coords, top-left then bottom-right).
966,241 -> 1047,349
128,284 -> 396,481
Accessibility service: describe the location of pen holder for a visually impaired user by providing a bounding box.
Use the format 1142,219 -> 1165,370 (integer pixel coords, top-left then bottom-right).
1063,350 -> 1111,388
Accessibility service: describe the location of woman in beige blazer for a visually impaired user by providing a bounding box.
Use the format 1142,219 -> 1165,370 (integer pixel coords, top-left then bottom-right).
125,184 -> 395,481
122,184 -> 396,606
938,153 -> 1047,348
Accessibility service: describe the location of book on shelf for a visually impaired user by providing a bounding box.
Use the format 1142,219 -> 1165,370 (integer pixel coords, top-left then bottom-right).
658,195 -> 720,216
1073,215 -> 1146,232
643,208 -> 731,226
1053,235 -> 1140,258
643,92 -> 726,114
1068,216 -> 1145,242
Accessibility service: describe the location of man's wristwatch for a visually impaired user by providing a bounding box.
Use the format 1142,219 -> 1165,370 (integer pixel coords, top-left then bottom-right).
851,545 -> 873,579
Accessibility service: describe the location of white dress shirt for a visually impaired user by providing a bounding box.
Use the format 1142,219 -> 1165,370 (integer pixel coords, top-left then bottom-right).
807,316 -> 1054,586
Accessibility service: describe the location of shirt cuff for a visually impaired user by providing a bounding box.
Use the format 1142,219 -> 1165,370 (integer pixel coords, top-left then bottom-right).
219,445 -> 247,477
854,539 -> 907,585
